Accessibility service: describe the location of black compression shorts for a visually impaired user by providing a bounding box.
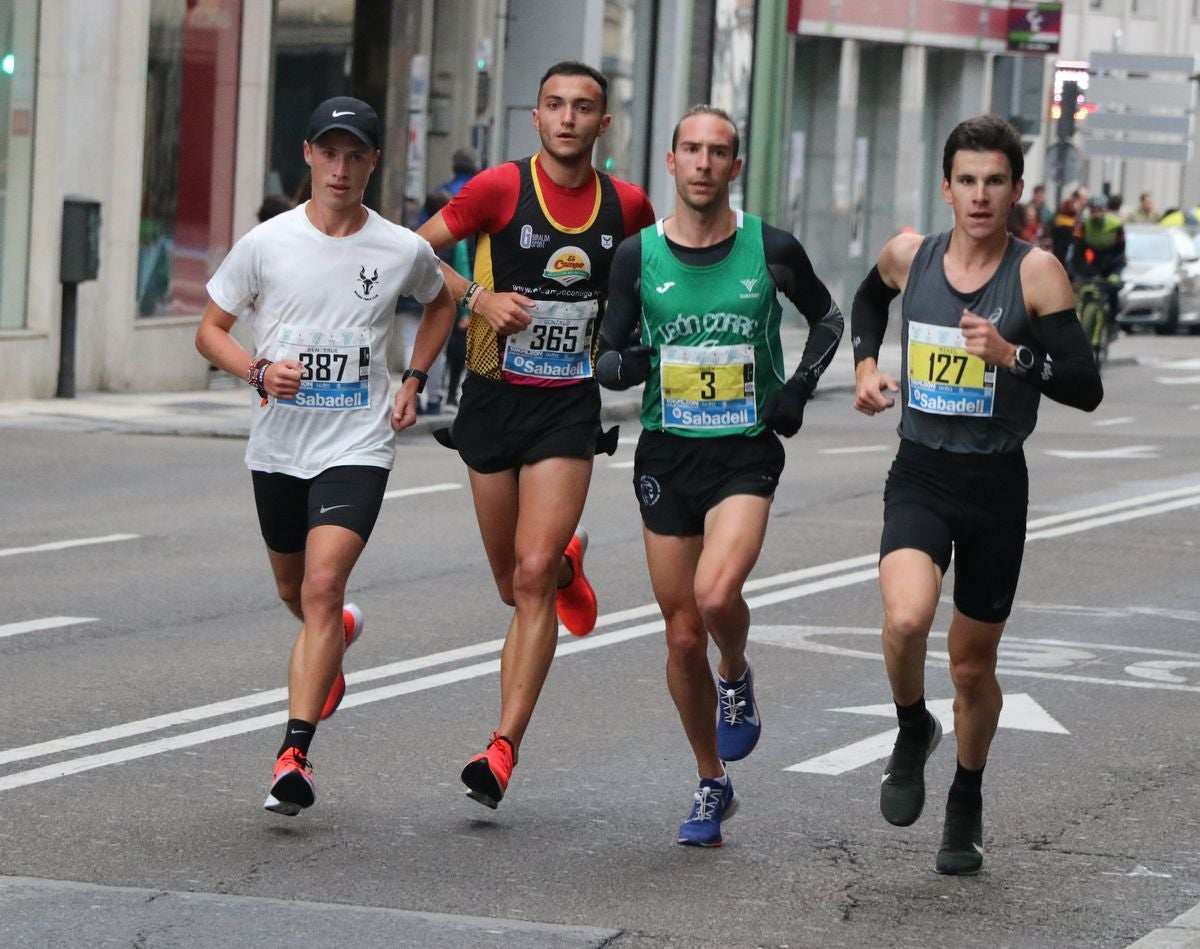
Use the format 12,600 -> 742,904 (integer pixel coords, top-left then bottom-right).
633,428 -> 784,536
880,439 -> 1028,623
450,372 -> 600,473
251,465 -> 389,553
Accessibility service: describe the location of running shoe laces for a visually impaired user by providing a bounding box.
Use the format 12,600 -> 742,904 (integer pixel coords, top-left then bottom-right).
556,528 -> 598,636
263,747 -> 315,817
715,666 -> 761,762
879,711 -> 942,827
677,776 -> 739,847
461,730 -> 515,809
320,603 -> 365,720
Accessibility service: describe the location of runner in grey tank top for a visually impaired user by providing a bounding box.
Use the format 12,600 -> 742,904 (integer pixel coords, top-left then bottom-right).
899,231 -> 1039,453
847,115 -> 1103,878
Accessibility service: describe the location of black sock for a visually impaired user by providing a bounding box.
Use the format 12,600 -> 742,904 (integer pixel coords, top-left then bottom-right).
948,759 -> 984,808
278,719 -> 316,758
895,695 -> 928,730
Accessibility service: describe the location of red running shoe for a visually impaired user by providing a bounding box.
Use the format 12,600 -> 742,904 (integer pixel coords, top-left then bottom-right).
461,731 -> 516,809
320,603 -> 364,720
556,528 -> 597,636
263,747 -> 314,816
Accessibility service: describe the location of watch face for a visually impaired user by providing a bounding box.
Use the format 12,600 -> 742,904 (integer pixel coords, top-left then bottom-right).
1017,346 -> 1034,370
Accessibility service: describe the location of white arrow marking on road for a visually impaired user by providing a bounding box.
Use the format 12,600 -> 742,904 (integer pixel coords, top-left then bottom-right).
1045,445 -> 1159,459
1103,865 -> 1173,878
785,694 -> 1067,776
0,617 -> 97,640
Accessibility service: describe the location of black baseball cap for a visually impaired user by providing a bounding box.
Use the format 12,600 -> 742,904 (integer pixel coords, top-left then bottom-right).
305,96 -> 381,150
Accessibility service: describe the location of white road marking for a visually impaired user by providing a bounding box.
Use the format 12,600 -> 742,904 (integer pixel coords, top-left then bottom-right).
1155,375 -> 1200,385
0,534 -> 139,558
382,483 -> 461,500
1045,445 -> 1159,459
749,626 -> 1200,694
785,694 -> 1066,775
0,617 -> 97,640
2,482 -> 1198,791
1092,416 -> 1135,427
607,461 -> 636,469
817,445 -> 891,455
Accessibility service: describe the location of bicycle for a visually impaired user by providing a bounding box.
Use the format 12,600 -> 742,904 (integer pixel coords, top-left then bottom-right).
1074,275 -> 1121,370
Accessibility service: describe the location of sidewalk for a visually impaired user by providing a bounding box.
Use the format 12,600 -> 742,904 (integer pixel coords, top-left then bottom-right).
0,323 -> 1183,439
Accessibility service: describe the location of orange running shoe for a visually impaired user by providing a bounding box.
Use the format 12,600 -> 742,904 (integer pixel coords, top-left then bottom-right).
320,603 -> 365,720
556,528 -> 597,636
263,747 -> 314,816
461,731 -> 516,809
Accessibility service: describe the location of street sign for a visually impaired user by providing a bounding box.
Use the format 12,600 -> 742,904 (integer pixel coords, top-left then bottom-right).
1082,50 -> 1198,166
1089,76 -> 1196,111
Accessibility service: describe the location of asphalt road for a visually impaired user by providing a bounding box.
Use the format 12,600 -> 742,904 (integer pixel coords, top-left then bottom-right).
2,337 -> 1199,948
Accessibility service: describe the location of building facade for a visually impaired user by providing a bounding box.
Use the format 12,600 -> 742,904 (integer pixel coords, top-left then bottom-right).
2,0 -> 1198,401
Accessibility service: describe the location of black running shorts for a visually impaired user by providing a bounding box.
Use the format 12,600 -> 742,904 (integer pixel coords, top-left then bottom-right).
633,428 -> 785,537
251,465 -> 389,553
450,373 -> 601,473
880,439 -> 1028,623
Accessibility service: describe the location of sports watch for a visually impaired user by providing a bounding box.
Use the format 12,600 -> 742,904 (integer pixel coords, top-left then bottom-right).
1012,345 -> 1035,374
401,368 -> 428,393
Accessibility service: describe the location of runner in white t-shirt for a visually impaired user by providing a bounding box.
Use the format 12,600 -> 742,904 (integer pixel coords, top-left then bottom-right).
196,96 -> 455,817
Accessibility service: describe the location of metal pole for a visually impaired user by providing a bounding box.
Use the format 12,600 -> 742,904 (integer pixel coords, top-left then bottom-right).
56,282 -> 78,399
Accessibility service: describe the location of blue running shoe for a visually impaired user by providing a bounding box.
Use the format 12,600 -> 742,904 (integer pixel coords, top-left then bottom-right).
677,776 -> 739,847
716,666 -> 761,762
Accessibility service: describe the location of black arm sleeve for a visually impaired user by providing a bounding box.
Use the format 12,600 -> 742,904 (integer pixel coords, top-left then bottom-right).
1008,308 -> 1104,411
763,224 -> 843,400
599,235 -> 643,351
850,265 -> 899,365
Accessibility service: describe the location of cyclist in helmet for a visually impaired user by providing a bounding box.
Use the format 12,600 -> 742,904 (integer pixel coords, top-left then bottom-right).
1070,193 -> 1125,323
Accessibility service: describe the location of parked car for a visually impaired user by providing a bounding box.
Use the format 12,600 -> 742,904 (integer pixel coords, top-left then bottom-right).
1117,225 -> 1200,335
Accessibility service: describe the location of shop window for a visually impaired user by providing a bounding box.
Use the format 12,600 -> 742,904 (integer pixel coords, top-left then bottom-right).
138,0 -> 242,318
0,0 -> 38,330
597,0 -> 653,186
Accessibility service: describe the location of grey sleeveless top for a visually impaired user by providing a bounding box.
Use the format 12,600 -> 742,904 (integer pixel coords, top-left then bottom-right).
898,230 -> 1039,454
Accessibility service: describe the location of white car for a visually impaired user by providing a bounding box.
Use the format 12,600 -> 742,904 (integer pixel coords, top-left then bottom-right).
1118,225 -> 1200,335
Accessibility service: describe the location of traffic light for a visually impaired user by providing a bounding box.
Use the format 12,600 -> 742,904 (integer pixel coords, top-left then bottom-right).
1057,79 -> 1079,141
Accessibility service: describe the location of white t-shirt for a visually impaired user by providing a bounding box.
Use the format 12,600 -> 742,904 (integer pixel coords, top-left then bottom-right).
207,205 -> 444,477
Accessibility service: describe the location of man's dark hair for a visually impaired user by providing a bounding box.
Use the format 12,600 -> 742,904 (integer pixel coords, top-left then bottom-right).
671,105 -> 740,160
451,146 -> 479,176
537,60 -> 608,110
941,114 -> 1024,183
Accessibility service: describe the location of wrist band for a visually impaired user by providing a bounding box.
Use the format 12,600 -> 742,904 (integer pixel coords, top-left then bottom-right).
459,281 -> 480,311
466,283 -> 485,313
247,358 -> 272,399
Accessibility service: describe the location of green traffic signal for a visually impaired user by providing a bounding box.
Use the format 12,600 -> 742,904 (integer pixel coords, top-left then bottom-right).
2,52 -> 14,75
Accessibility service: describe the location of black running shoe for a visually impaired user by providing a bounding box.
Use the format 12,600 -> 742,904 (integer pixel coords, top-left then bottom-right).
935,798 -> 984,875
879,712 -> 942,826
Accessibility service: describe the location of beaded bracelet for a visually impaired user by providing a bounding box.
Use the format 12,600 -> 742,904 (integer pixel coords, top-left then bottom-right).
247,358 -> 272,399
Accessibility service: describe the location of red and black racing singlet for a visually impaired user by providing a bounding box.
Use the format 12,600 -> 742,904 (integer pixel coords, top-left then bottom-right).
468,156 -> 627,386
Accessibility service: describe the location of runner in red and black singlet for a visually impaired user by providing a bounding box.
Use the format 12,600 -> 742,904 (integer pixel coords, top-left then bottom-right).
416,61 -> 654,811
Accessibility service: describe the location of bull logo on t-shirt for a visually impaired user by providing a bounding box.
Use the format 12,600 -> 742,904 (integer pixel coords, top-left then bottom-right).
356,266 -> 380,301
543,246 -> 591,287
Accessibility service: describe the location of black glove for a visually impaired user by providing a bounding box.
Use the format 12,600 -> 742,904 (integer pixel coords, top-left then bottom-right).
595,344 -> 654,390
762,380 -> 808,437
